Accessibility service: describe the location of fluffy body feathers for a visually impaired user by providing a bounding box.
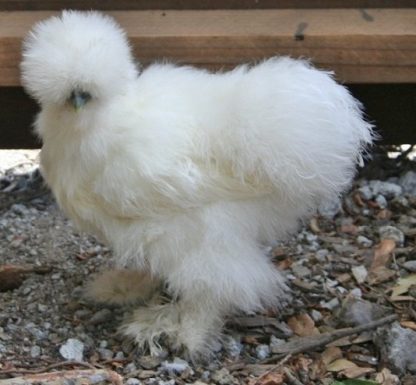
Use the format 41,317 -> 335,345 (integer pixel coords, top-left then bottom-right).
21,11 -> 373,356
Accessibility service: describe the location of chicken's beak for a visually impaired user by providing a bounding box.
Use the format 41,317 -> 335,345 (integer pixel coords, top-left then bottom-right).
69,90 -> 91,110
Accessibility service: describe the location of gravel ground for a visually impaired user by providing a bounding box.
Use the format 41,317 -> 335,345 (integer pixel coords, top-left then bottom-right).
0,148 -> 416,385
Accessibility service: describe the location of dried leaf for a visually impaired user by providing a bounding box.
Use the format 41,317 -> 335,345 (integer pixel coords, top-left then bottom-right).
389,295 -> 415,302
353,192 -> 365,207
327,358 -> 358,372
293,356 -> 313,372
250,372 -> 284,385
309,217 -> 321,234
391,274 -> 416,298
340,224 -> 358,235
272,247 -> 286,258
351,332 -> 373,345
336,273 -> 352,284
287,313 -> 319,337
376,209 -> 392,220
332,380 -> 378,385
372,239 -> 396,269
367,240 -> 397,284
243,335 -> 259,345
367,267 -> 396,285
340,366 -> 375,378
292,279 -> 316,291
375,368 -> 400,385
321,346 -> 343,366
400,320 -> 416,331
329,336 -> 354,347
276,258 -> 292,270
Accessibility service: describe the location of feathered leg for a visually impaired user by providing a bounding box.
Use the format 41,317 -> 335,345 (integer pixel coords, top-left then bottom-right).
120,223 -> 289,357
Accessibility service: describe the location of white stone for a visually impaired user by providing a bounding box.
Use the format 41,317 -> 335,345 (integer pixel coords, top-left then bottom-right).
399,171 -> 416,196
161,357 -> 191,374
351,265 -> 368,284
379,225 -> 405,245
59,338 -> 84,361
357,235 -> 373,248
255,344 -> 270,360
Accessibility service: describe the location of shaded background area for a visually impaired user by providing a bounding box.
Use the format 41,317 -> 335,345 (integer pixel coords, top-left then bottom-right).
2,84 -> 414,148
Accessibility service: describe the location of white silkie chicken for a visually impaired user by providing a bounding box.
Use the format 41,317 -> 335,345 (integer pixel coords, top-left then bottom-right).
21,11 -> 373,357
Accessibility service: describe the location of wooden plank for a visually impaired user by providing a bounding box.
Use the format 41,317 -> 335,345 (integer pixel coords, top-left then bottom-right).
1,84 -> 415,149
0,0 -> 415,10
1,9 -> 415,86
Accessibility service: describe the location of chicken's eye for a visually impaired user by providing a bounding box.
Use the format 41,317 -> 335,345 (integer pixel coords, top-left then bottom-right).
68,90 -> 92,109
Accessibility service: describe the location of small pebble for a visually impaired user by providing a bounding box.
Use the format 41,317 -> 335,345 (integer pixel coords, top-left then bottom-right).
223,335 -> 243,358
399,171 -> 416,196
89,308 -> 112,324
124,362 -> 137,375
97,348 -> 113,360
59,338 -> 84,361
325,278 -> 338,288
22,287 -> 31,295
320,297 -> 340,310
311,309 -> 323,322
158,380 -> 175,385
375,194 -> 388,209
255,344 -> 270,360
11,204 -> 28,215
392,195 -> 409,207
71,286 -> 84,299
30,345 -> 41,358
126,379 -> 142,385
74,309 -> 93,319
161,357 -> 191,374
315,249 -> 329,262
350,288 -> 363,298
359,185 -> 372,200
368,180 -> 402,199
351,265 -> 368,284
318,197 -> 342,219
211,368 -> 235,385
379,225 -> 405,245
357,235 -> 373,248
51,273 -> 61,280
270,336 -> 285,354
200,371 -> 211,382
139,355 -> 163,370
403,260 -> 416,272
292,264 -> 311,278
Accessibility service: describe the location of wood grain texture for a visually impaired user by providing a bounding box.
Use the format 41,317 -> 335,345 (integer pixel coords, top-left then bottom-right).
1,9 -> 415,86
2,84 -> 415,148
0,0 -> 415,11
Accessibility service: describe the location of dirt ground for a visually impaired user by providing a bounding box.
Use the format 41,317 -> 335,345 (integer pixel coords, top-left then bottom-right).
0,148 -> 415,385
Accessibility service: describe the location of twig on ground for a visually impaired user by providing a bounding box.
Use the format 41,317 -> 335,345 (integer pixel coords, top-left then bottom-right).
252,354 -> 292,385
0,369 -> 123,385
0,264 -> 53,291
0,360 -> 96,376
229,316 -> 283,328
283,367 -> 305,385
261,314 -> 397,362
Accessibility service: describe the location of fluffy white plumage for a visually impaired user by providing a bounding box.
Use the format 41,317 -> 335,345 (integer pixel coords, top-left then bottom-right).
21,11 -> 373,357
